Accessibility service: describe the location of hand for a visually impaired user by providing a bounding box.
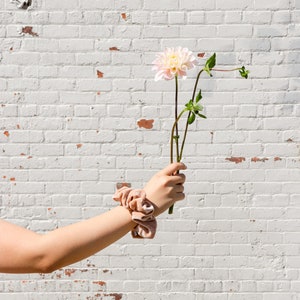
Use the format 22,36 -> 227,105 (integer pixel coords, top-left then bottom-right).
143,162 -> 187,216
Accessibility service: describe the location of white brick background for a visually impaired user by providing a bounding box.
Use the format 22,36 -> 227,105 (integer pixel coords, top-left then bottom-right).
0,0 -> 300,299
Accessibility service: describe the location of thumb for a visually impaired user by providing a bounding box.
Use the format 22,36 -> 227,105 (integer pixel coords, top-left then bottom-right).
161,162 -> 187,175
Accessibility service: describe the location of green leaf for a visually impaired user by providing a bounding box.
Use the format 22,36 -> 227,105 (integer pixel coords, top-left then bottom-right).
206,53 -> 216,69
193,104 -> 203,112
196,112 -> 207,119
239,66 -> 250,79
204,53 -> 216,77
188,113 -> 196,125
185,99 -> 193,111
195,90 -> 202,103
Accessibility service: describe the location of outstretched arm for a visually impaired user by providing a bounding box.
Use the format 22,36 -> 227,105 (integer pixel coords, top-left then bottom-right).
0,163 -> 186,274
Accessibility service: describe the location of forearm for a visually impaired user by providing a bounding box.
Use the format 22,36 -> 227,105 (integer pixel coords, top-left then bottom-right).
0,206 -> 135,274
38,206 -> 135,272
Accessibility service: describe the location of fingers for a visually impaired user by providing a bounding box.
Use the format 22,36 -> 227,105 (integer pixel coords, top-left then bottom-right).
173,191 -> 185,201
161,162 -> 187,176
174,184 -> 184,193
169,173 -> 186,184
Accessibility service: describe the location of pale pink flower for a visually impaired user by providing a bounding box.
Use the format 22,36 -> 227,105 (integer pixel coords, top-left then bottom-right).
152,47 -> 198,81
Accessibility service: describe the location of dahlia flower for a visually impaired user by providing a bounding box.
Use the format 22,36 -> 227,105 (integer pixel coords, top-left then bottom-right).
152,47 -> 198,81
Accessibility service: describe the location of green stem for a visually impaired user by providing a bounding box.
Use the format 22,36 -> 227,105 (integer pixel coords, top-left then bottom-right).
169,76 -> 180,215
179,69 -> 204,161
174,75 -> 180,162
169,108 -> 187,215
170,109 -> 187,164
211,67 -> 240,72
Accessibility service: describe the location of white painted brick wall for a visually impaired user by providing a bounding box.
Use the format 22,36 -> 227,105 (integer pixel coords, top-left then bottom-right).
0,0 -> 299,299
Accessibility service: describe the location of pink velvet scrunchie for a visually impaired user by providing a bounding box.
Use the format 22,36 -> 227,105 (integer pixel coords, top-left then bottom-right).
113,186 -> 157,239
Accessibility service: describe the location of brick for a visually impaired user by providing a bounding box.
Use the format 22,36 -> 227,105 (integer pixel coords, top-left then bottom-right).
216,0 -> 253,10
42,25 -> 79,38
44,0 -> 79,9
80,0 -> 114,9
143,25 -> 179,38
80,25 -> 112,38
144,0 -> 179,10
150,11 -> 168,24
243,11 -> 272,24
254,0 -> 290,9
59,39 -> 94,52
218,25 -> 253,37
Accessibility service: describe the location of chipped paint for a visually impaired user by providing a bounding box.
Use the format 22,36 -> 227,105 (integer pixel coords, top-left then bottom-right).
274,157 -> 282,161
64,268 -> 76,277
3,131 -> 9,137
97,70 -> 104,78
107,293 -> 122,300
197,52 -> 205,58
121,13 -> 127,20
225,157 -> 245,164
76,144 -> 82,149
251,157 -> 268,162
137,119 -> 154,129
93,281 -> 106,286
22,26 -> 38,37
109,47 -> 120,51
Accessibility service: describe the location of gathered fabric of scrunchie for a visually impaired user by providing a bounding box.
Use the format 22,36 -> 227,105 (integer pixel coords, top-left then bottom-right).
113,186 -> 157,239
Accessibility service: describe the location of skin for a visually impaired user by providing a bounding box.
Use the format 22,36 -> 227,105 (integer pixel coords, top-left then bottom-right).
0,162 -> 186,274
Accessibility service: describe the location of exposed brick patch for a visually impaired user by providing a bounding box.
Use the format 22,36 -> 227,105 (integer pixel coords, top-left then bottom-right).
105,294 -> 122,300
251,157 -> 269,162
97,70 -> 104,78
109,47 -> 120,51
197,52 -> 205,58
274,157 -> 282,161
93,281 -> 106,286
64,268 -> 76,277
76,144 -> 82,149
21,26 -> 38,37
225,157 -> 245,164
3,130 -> 9,137
137,119 -> 154,129
121,13 -> 127,20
